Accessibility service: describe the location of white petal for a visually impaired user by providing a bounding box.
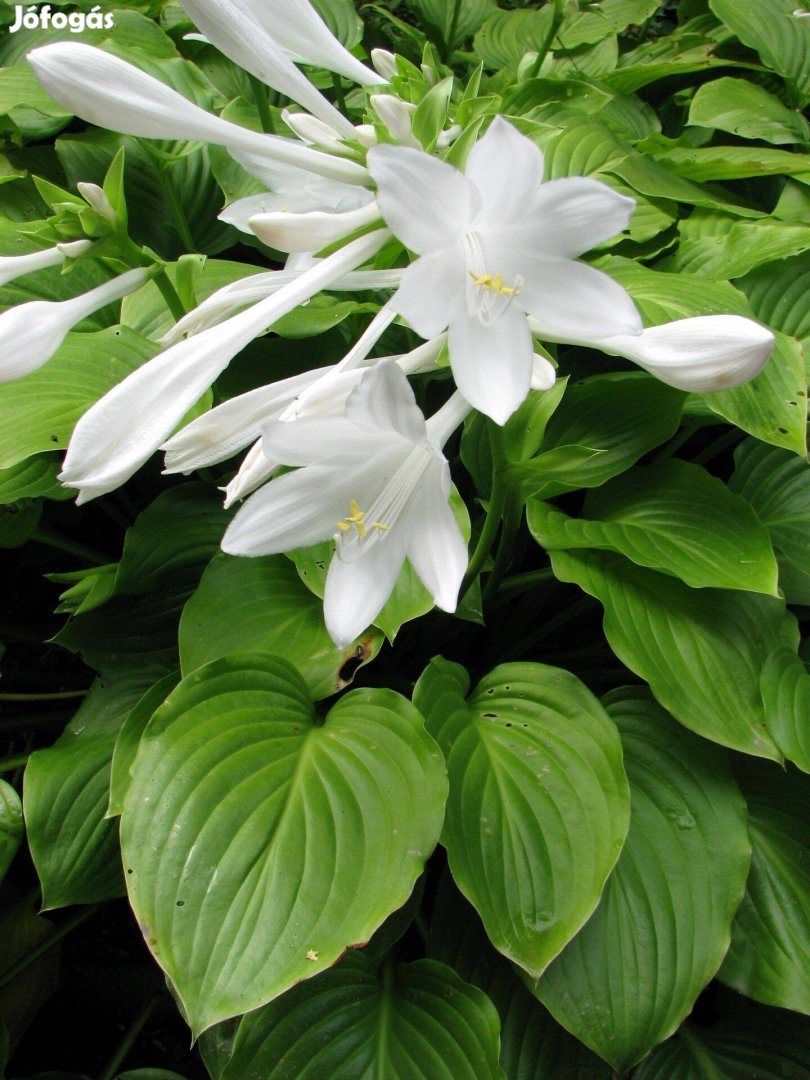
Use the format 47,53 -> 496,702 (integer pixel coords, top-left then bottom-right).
60,231 -> 389,500
324,530 -> 407,647
515,176 -> 636,258
531,353 -> 557,391
517,255 -> 643,340
28,45 -> 369,186
404,464 -> 467,612
0,267 -> 149,383
599,315 -> 775,392
179,0 -> 356,135
248,201 -> 381,253
222,439 -> 277,507
390,248 -> 463,339
447,305 -> 534,424
466,116 -> 545,228
220,194 -> 311,233
161,369 -> 320,472
238,0 -> 386,87
263,415 -> 388,466
344,361 -> 428,444
370,94 -> 420,147
366,144 -> 479,254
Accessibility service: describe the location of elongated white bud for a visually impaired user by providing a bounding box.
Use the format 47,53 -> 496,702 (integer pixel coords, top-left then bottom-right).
59,229 -> 390,503
370,94 -> 420,147
248,201 -> 382,253
77,182 -> 116,222
27,44 -> 370,187
597,315 -> 775,392
0,266 -> 150,383
370,49 -> 398,82
0,238 -> 92,288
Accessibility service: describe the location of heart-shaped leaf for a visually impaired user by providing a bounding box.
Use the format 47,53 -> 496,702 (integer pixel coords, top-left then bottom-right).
121,652 -> 448,1034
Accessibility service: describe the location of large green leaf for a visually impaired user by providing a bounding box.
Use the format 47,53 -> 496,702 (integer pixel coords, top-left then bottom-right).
535,688 -> 750,1072
688,77 -> 810,144
108,671 -> 181,818
179,553 -> 382,700
428,872 -> 611,1080
0,326 -> 158,470
710,0 -> 810,105
719,759 -> 810,1014
650,144 -> 810,182
666,217 -> 810,280
413,657 -> 630,980
512,373 -> 684,499
731,438 -> 810,604
209,954 -> 505,1080
24,667 -> 162,909
634,1000 -> 810,1079
739,251 -> 810,349
0,455 -> 72,503
121,652 -> 448,1034
549,549 -> 795,759
529,459 -> 778,594
0,779 -> 23,884
474,8 -> 554,69
411,0 -> 496,52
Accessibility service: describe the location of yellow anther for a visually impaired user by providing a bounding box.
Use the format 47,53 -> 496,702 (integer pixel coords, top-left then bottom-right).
337,499 -> 388,540
469,269 -> 517,296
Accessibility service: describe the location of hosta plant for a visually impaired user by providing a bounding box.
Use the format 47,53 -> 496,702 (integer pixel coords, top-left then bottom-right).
1,0 -> 810,1077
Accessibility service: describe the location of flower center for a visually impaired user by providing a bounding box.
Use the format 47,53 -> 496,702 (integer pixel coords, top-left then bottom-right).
463,232 -> 522,326
336,498 -> 389,539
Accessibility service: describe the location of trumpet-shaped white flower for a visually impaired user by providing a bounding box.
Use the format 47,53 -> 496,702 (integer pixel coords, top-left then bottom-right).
27,44 -> 369,188
58,230 -> 389,504
0,267 -> 150,383
222,361 -> 469,648
0,238 -> 91,288
367,116 -> 641,423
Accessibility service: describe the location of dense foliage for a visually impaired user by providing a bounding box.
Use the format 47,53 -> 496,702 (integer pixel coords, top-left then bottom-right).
1,0 -> 810,1077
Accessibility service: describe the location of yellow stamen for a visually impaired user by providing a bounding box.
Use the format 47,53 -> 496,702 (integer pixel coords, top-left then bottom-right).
469,269 -> 518,296
337,499 -> 389,539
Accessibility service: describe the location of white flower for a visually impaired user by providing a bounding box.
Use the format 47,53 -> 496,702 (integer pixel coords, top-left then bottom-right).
248,200 -> 382,253
27,44 -> 369,187
222,361 -> 468,648
0,238 -> 91,288
58,230 -> 389,504
0,267 -> 150,383
366,116 -> 641,423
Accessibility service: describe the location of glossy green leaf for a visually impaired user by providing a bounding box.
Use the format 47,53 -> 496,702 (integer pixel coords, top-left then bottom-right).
666,217 -> 810,279
559,0 -> 661,47
414,657 -> 630,979
0,779 -> 23,884
0,326 -> 158,470
719,759 -> 810,1013
474,9 -> 554,68
24,667 -> 161,909
535,688 -> 750,1072
528,459 -> 779,594
108,671 -> 181,818
412,0 -> 496,52
688,77 -> 810,144
0,455 -> 71,503
179,553 -> 382,700
710,0 -> 810,105
759,648 -> 810,773
651,144 -> 810,182
121,652 -> 448,1034
310,0 -> 363,47
634,1001 -> 810,1079
429,872 -> 611,1080
210,953 -> 505,1080
731,439 -> 810,603
539,119 -> 629,180
739,251 -> 810,349
516,373 -> 684,500
550,549 -> 794,759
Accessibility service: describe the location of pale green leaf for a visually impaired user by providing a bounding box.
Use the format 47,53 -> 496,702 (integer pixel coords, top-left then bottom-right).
689,77 -> 810,144
121,652 -> 448,1034
414,657 -> 630,980
535,688 -> 750,1072
710,0 -> 810,105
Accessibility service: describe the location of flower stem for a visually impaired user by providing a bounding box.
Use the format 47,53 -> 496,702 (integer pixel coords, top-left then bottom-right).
692,427 -> 743,467
31,528 -> 108,565
0,690 -> 88,702
331,73 -> 347,114
460,423 -> 507,599
0,751 -> 30,773
154,267 -> 188,322
98,993 -> 162,1080
0,903 -> 106,991
498,568 -> 555,594
528,0 -> 566,78
248,73 -> 276,134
